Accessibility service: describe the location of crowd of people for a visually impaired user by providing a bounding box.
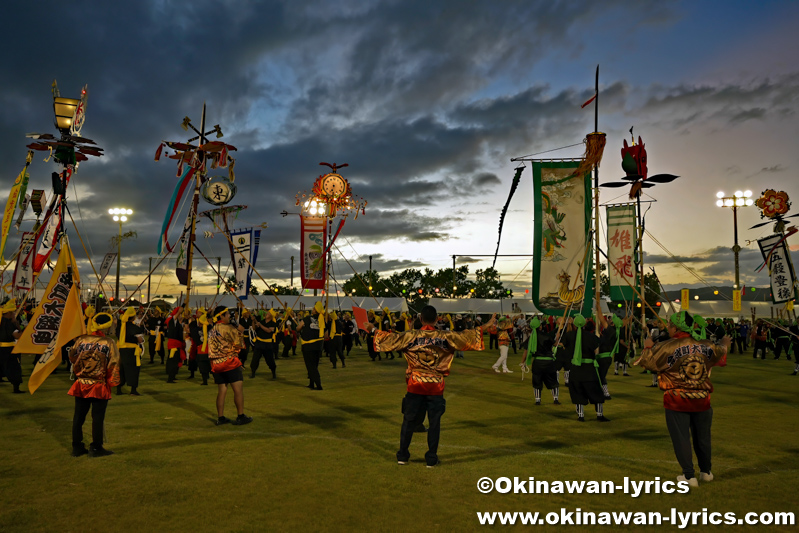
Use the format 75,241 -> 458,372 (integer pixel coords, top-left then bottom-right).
1,298 -> 797,484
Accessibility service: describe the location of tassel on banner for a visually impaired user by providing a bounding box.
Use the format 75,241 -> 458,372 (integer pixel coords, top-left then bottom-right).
154,142 -> 165,161
572,132 -> 606,179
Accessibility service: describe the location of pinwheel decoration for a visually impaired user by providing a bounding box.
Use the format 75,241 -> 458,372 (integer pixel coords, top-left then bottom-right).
599,130 -> 679,198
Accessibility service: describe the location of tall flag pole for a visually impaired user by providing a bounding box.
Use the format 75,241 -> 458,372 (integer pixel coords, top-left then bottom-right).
593,65 -> 602,319
184,103 -> 206,308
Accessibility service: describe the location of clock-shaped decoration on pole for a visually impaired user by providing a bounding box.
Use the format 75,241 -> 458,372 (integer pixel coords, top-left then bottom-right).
295,162 -> 367,219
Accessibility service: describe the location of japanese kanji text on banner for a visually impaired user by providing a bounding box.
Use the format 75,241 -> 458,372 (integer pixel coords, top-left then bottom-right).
606,204 -> 638,301
229,228 -> 260,300
14,238 -> 81,355
757,234 -> 798,304
300,216 -> 327,291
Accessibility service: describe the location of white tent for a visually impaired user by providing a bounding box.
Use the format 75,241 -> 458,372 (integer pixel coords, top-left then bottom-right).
425,298 -> 614,316
664,300 -> 788,321
182,294 -> 408,313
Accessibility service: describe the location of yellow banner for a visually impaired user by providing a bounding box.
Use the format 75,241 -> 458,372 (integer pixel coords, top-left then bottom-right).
787,300 -> 794,312
732,289 -> 742,312
681,289 -> 689,311
14,238 -> 81,355
28,282 -> 85,394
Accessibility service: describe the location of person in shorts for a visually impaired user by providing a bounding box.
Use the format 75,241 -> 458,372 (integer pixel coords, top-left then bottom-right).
208,306 -> 252,426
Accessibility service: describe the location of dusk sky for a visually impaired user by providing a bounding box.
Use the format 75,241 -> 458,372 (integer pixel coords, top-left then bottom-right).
2,0 -> 798,300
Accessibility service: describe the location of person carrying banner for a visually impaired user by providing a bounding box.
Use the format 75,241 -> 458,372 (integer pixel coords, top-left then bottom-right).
564,315 -> 607,422
520,317 -> 560,405
369,305 -> 496,467
0,300 -> 24,394
342,311 -> 355,357
68,313 -> 120,457
116,307 -> 144,396
208,306 -> 252,426
635,311 -> 728,487
298,301 -> 325,390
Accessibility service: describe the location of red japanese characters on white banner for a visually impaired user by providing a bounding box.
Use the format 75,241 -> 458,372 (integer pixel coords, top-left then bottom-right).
606,204 -> 638,301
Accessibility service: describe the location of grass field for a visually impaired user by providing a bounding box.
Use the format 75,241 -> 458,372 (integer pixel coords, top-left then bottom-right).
1,340 -> 797,532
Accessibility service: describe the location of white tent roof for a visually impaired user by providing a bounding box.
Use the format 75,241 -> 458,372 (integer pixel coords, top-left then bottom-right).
426,298 -> 614,316
665,300 -> 787,320
181,294 -> 408,313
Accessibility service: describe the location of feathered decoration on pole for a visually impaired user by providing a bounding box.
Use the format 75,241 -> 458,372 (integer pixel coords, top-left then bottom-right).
571,132 -> 606,180
492,166 -> 524,268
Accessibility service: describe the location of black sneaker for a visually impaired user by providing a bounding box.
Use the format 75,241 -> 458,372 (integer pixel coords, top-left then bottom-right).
71,447 -> 88,457
397,460 -> 408,465
577,416 -> 585,422
426,459 -> 440,468
534,401 -> 541,406
553,399 -> 561,405
232,414 -> 253,426
88,447 -> 114,458
216,416 -> 231,426
597,416 -> 611,422
413,424 -> 427,433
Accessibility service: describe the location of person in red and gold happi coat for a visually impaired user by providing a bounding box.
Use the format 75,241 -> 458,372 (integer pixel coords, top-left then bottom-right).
68,313 -> 120,458
636,311 -> 729,488
208,306 -> 252,426
370,305 -> 497,467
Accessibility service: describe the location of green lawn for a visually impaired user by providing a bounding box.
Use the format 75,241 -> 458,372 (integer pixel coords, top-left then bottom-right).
1,340 -> 796,532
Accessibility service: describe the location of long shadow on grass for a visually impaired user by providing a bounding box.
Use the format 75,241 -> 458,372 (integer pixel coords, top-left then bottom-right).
148,390 -> 214,422
2,396 -> 72,452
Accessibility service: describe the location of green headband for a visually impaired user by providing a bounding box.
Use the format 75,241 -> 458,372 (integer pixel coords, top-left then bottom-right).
670,311 -> 701,341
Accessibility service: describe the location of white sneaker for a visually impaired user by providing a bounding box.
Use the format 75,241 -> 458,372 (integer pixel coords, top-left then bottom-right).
493,367 -> 501,373
677,475 -> 699,488
699,472 -> 713,482
502,369 -> 514,373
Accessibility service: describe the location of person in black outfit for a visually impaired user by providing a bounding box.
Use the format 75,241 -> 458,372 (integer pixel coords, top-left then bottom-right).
327,311 -> 345,368
596,311 -> 621,400
281,310 -> 297,358
342,312 -> 355,357
298,302 -> 325,390
453,314 -> 466,359
753,320 -> 769,359
251,310 -> 277,379
237,307 -> 252,367
116,307 -> 145,396
147,309 -> 166,364
521,317 -> 560,405
0,300 -> 23,393
367,311 -> 380,361
165,311 -> 185,383
565,315 -> 608,422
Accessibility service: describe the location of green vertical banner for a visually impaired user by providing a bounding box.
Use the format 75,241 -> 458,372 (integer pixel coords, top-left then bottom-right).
606,204 -> 638,301
532,160 -> 594,317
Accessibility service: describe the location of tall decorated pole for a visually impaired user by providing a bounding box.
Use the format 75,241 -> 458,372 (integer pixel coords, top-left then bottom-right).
593,65 -> 602,319
296,162 -> 367,312
155,106 -> 237,305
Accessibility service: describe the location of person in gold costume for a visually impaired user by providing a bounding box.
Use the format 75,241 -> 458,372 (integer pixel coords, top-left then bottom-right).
208,306 -> 253,426
370,305 -> 496,467
636,311 -> 729,488
68,313 -> 120,457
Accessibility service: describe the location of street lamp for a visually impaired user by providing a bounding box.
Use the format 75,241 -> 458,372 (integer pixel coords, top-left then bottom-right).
715,190 -> 753,290
108,207 -> 133,303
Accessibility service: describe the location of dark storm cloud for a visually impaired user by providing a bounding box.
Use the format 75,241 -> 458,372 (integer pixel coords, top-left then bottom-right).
639,73 -> 799,128
4,0 -> 785,292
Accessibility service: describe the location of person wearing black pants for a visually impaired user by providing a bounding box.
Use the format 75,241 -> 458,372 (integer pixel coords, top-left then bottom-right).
251,311 -> 277,379
281,312 -> 297,358
237,308 -> 252,367
165,312 -> 185,383
664,408 -> 713,482
398,393 -> 445,466
147,310 -> 165,364
753,321 -> 768,359
0,301 -> 23,393
116,307 -> 144,395
68,314 -> 119,457
327,311 -> 345,368
298,302 -> 325,390
342,312 -> 354,357
637,311 -> 728,487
